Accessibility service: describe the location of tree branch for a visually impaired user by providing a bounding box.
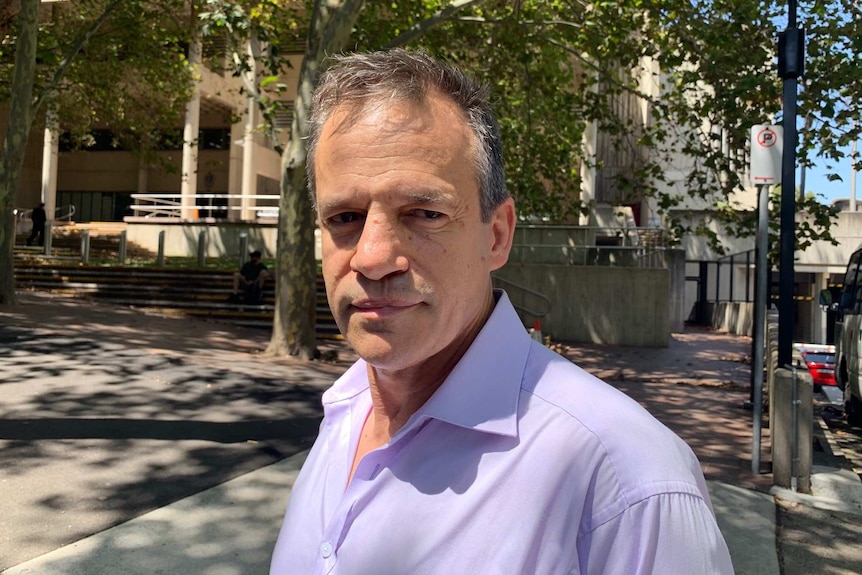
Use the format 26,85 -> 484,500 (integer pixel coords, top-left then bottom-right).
33,0 -> 124,115
385,0 -> 487,49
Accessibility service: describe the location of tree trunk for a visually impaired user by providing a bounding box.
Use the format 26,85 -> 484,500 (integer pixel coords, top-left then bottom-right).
266,0 -> 366,359
0,0 -> 38,305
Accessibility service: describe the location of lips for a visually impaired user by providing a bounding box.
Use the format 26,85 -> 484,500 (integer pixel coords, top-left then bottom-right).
348,298 -> 422,317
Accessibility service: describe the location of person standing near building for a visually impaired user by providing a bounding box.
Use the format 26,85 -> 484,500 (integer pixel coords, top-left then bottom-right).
270,49 -> 733,574
27,203 -> 47,247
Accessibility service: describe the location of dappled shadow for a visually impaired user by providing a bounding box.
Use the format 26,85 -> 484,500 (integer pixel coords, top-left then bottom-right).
556,327 -> 770,492
776,498 -> 862,575
0,291 -> 349,570
610,380 -> 773,492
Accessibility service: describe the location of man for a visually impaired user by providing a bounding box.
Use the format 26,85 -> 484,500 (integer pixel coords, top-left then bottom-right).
27,202 -> 46,247
231,250 -> 269,303
271,49 -> 733,574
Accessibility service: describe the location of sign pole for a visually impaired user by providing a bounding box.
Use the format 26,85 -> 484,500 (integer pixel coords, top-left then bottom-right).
752,184 -> 769,473
748,128 -> 781,474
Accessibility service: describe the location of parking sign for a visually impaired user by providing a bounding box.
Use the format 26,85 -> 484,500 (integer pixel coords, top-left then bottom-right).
750,125 -> 783,185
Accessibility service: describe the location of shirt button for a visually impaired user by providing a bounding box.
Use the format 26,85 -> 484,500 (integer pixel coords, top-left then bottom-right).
320,541 -> 333,558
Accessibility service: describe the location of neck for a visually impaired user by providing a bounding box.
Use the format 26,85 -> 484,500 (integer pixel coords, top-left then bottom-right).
363,289 -> 496,441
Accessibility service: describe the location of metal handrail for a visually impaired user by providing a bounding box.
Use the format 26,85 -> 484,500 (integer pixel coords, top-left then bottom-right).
493,276 -> 551,319
13,204 -> 76,223
130,193 -> 281,219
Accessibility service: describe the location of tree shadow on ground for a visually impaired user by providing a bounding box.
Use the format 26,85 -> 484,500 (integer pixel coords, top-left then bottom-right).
0,296 -> 347,570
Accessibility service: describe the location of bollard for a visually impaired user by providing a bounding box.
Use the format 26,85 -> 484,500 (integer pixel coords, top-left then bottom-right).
772,365 -> 812,493
118,230 -> 127,264
197,230 -> 207,267
81,229 -> 90,264
238,232 -> 249,268
43,221 -> 52,256
157,230 -> 165,267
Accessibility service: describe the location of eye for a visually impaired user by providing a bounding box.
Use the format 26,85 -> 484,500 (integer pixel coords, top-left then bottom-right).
327,212 -> 365,225
413,209 -> 444,220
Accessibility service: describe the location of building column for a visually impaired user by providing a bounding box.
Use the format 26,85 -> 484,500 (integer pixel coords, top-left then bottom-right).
228,120 -> 244,221
40,107 -> 59,222
180,38 -> 202,220
240,39 -> 257,221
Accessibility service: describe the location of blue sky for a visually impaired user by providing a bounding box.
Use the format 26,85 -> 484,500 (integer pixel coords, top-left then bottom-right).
804,149 -> 858,204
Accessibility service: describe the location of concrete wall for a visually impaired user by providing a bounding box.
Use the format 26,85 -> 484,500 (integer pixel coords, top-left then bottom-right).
711,301 -> 754,336
126,222 -> 278,259
494,263 -> 670,347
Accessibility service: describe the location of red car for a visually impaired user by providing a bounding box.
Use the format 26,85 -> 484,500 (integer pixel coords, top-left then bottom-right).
800,349 -> 836,388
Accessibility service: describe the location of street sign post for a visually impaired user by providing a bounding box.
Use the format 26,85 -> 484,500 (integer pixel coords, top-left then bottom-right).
750,125 -> 783,186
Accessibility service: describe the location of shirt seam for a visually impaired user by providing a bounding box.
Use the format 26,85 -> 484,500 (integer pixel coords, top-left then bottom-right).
578,489 -> 712,537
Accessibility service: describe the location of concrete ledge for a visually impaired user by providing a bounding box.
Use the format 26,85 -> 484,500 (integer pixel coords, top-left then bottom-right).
770,465 -> 862,517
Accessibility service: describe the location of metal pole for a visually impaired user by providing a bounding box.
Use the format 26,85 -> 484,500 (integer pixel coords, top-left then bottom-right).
197,230 -> 207,267
752,185 -> 769,473
715,261 -> 721,305
851,121 -> 858,212
238,232 -> 249,267
777,0 -> 803,367
790,362 -> 800,492
118,230 -> 127,264
746,250 -> 752,302
157,230 -> 165,267
43,221 -> 52,256
81,229 -> 90,264
729,254 -> 735,302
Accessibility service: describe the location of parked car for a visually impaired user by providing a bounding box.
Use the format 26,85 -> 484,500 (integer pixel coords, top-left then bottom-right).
820,244 -> 862,426
794,343 -> 841,408
800,348 -> 836,389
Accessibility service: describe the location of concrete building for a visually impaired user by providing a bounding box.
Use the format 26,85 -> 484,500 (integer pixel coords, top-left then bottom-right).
6,22 -> 302,230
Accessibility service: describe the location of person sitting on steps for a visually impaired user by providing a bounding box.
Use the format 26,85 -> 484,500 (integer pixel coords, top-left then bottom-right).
230,250 -> 270,304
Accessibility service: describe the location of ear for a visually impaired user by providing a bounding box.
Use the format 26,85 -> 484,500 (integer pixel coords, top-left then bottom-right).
487,197 -> 516,272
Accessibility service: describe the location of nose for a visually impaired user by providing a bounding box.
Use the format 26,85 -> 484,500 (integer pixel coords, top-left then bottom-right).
350,214 -> 409,280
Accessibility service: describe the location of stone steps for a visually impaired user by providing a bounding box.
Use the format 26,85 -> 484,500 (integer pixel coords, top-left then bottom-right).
13,263 -> 340,338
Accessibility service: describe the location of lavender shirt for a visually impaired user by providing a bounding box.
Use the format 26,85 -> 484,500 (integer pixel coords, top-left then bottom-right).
270,292 -> 733,574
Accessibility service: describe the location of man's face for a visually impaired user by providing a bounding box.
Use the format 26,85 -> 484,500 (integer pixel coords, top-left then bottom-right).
315,93 -> 514,373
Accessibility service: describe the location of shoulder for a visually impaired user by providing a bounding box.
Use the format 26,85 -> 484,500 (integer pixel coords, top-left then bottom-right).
518,342 -> 709,521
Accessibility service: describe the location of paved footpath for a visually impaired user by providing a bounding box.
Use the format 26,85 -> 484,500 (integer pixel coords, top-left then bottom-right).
2,291 -> 862,574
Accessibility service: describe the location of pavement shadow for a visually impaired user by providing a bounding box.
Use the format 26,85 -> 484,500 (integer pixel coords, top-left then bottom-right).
0,294 -> 342,570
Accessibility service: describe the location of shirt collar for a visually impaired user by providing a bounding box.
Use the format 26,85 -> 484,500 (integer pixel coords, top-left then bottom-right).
323,290 -> 531,438
417,290 -> 529,437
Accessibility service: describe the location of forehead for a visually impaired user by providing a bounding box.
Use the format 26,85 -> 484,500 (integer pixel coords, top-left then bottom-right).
314,94 -> 480,202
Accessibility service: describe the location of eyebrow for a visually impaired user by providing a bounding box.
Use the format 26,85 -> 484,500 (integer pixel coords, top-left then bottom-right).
318,189 -> 456,213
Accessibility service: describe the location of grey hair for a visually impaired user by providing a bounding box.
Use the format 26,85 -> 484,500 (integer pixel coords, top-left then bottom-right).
307,49 -> 508,222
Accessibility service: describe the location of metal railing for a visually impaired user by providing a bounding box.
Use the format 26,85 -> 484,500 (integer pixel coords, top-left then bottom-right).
492,275 -> 552,320
13,204 -> 76,232
129,193 -> 280,219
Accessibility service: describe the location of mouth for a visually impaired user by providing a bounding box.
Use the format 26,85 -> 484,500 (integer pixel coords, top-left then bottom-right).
348,299 -> 422,318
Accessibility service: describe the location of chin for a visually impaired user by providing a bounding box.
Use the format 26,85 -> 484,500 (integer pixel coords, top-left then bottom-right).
346,331 -> 421,371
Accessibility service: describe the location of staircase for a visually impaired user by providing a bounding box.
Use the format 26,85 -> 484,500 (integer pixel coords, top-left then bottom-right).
12,263 -> 340,339
15,222 -> 155,260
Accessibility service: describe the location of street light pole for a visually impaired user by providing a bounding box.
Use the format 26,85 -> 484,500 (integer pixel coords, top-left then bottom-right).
777,0 -> 804,367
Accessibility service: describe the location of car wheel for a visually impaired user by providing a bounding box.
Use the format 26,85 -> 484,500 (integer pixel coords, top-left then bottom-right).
847,394 -> 862,428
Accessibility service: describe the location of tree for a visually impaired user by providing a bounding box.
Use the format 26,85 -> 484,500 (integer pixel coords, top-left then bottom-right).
201,0 -> 483,359
0,0 -> 38,305
204,0 -> 858,358
0,0 -> 196,304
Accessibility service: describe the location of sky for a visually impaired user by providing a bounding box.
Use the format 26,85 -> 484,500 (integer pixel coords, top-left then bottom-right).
803,149 -> 858,205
